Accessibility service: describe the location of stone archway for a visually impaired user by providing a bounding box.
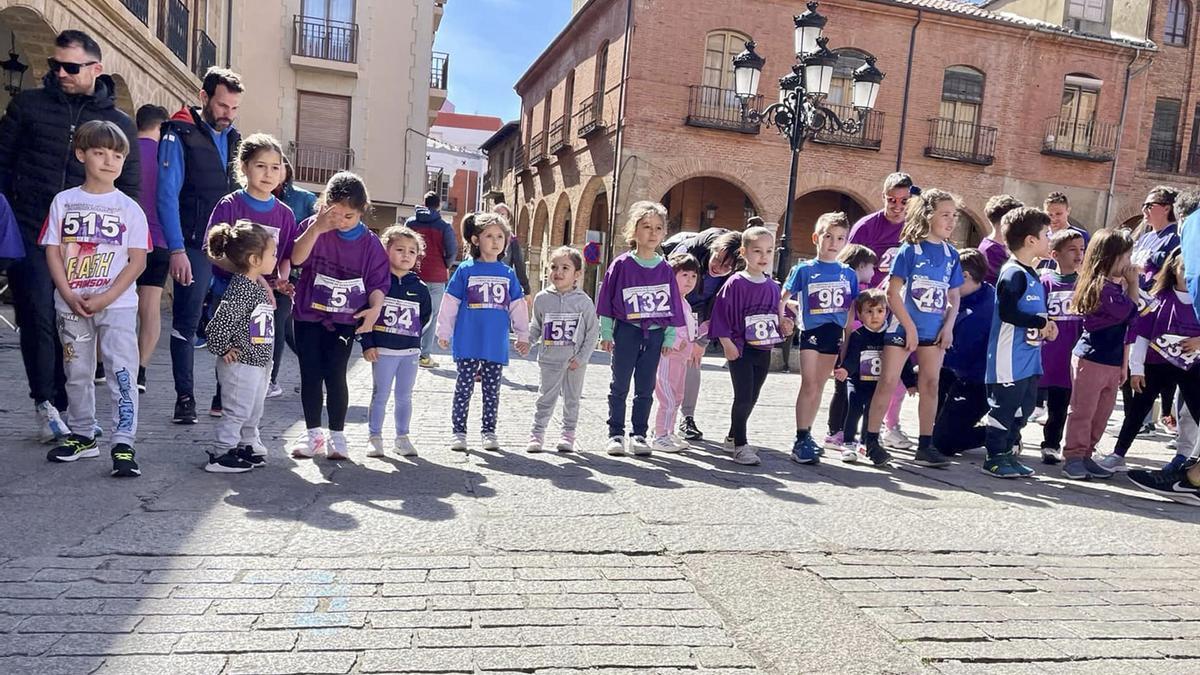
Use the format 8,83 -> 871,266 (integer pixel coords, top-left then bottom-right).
573,175 -> 610,244
0,5 -> 56,110
516,205 -> 531,244
954,206 -> 988,249
529,200 -> 550,293
659,176 -> 760,238
109,73 -> 135,117
549,192 -> 573,248
788,189 -> 872,259
643,158 -> 771,224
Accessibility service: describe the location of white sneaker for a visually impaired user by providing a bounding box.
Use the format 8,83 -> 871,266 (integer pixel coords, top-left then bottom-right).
1040,446 -> 1063,464
840,443 -> 859,463
265,382 -> 284,399
882,427 -> 914,450
1095,452 -> 1128,473
291,429 -> 326,458
1029,406 -> 1048,425
526,437 -> 543,453
367,435 -> 385,458
731,445 -> 760,465
394,435 -> 418,457
450,434 -> 468,452
605,436 -> 625,456
667,433 -> 690,450
249,440 -> 269,457
36,402 -> 69,444
630,435 -> 652,456
481,433 -> 501,451
327,431 -> 350,460
556,437 -> 575,453
651,436 -> 679,453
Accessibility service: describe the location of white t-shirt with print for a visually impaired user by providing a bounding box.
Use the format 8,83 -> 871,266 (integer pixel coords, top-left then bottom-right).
38,186 -> 151,313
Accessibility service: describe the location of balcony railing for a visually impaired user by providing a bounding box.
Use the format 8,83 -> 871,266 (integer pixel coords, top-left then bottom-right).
289,141 -> 354,185
431,52 -> 449,90
514,146 -> 529,174
158,0 -> 190,64
121,0 -> 149,25
528,132 -> 548,165
548,117 -> 570,154
924,118 -> 997,165
1042,116 -> 1117,162
574,93 -> 605,138
193,29 -> 216,79
812,103 -> 884,151
1146,139 -> 1183,174
293,16 -> 359,63
685,85 -> 762,134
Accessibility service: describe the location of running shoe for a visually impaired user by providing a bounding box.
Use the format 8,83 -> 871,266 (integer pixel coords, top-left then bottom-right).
840,443 -> 860,463
1062,458 -> 1114,480
173,395 -> 197,425
1040,446 -> 1064,465
110,444 -> 140,478
865,443 -> 893,467
882,427 -> 914,450
790,434 -> 820,465
630,435 -> 652,456
678,416 -> 703,441
236,445 -> 266,467
327,432 -> 350,460
205,449 -> 252,474
823,431 -> 844,452
913,446 -> 952,468
36,401 -> 69,443
605,436 -> 625,456
367,435 -> 385,458
555,437 -> 575,453
1127,465 -> 1200,506
47,435 -> 98,463
1028,406 -> 1048,425
419,356 -> 439,368
651,436 -> 680,453
394,436 -> 418,457
1095,453 -> 1128,473
731,445 -> 760,465
194,336 -> 207,349
526,436 -> 544,454
667,433 -> 690,450
450,434 -> 468,452
481,433 -> 501,451
982,454 -> 1024,478
291,429 -> 326,458
265,381 -> 284,399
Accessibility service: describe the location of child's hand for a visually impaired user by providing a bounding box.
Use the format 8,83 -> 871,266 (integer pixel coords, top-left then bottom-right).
600,340 -> 613,353
353,305 -> 381,334
515,340 -> 530,356
83,290 -> 115,314
661,346 -> 671,356
1130,374 -> 1145,394
312,203 -> 338,233
833,367 -> 848,382
567,358 -> 579,370
274,278 -> 295,296
781,317 -> 795,336
438,338 -> 449,350
902,323 -> 918,352
64,292 -> 93,318
363,347 -> 378,363
1123,263 -> 1142,287
222,348 -> 240,364
722,342 -> 740,361
1041,321 -> 1059,342
935,324 -> 954,352
1183,336 -> 1200,353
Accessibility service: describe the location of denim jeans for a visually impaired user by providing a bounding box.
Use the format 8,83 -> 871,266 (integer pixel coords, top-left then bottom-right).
8,238 -> 67,408
421,282 -> 447,358
169,246 -> 214,398
606,320 -> 665,439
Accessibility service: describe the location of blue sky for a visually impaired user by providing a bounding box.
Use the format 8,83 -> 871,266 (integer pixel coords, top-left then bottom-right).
433,0 -> 574,122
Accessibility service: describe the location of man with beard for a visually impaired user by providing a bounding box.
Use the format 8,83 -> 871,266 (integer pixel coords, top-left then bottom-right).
157,67 -> 244,424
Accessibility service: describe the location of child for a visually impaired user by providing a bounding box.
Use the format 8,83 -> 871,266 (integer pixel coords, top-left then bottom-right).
710,226 -> 790,465
41,121 -> 148,478
652,253 -> 702,453
783,212 -> 859,464
436,212 -> 530,451
1101,252 -> 1200,472
1037,229 -> 1086,464
289,172 -> 390,460
528,246 -> 600,453
203,222 -> 277,473
1060,228 -> 1139,480
206,133 -> 298,418
823,244 -> 877,450
982,208 -> 1056,478
132,104 -> 169,394
1039,192 -> 1091,272
361,226 -> 432,458
978,195 -> 1023,284
595,201 -> 685,457
862,189 -> 963,468
931,248 -> 994,456
835,290 -> 916,464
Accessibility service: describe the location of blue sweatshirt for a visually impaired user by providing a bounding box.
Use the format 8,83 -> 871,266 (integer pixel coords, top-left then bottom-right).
944,282 -> 995,384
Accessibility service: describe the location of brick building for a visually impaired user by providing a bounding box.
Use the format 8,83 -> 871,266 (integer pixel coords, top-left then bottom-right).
489,0 -> 1200,295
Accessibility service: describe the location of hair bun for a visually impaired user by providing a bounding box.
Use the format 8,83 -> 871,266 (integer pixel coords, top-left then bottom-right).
909,186 -> 922,196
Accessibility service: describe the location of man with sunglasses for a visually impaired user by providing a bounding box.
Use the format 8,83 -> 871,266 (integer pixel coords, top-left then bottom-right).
0,30 -> 140,444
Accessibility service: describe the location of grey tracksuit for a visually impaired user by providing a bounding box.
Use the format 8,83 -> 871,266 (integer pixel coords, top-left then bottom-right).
58,308 -> 140,446
528,286 -> 600,439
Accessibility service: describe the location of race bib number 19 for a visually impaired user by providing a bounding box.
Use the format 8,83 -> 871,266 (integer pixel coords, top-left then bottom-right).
310,274 -> 366,314
466,276 -> 510,309
621,284 -> 672,320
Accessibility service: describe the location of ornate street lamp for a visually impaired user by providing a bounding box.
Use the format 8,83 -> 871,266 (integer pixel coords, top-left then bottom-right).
1,38 -> 27,97
731,0 -> 885,278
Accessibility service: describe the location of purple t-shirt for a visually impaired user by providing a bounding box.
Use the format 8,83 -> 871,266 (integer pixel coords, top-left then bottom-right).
207,191 -> 298,283
138,138 -> 163,248
709,272 -> 784,355
292,221 -> 390,327
595,252 -> 686,329
1039,271 -> 1082,388
977,238 -> 1008,286
1073,280 -> 1137,367
1132,223 -> 1180,290
1134,289 -> 1200,370
848,210 -> 904,288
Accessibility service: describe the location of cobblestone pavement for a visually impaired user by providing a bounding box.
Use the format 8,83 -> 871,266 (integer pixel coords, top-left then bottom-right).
0,319 -> 1198,674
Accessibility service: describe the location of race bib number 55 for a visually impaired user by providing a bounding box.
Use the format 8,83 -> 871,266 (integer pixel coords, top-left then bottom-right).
542,313 -> 581,346
622,284 -> 672,320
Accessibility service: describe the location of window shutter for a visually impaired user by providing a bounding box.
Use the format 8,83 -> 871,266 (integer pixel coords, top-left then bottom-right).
298,92 -> 351,148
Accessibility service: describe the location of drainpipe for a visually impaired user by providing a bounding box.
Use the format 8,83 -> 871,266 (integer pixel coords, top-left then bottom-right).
895,9 -> 922,171
607,0 -> 634,262
224,0 -> 233,67
1103,48 -> 1152,228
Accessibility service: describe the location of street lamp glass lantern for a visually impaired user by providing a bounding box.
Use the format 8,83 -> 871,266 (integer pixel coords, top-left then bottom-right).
778,71 -> 800,105
801,41 -> 837,97
732,41 -> 765,98
793,1 -> 827,55
852,56 -> 884,110
0,49 -> 27,97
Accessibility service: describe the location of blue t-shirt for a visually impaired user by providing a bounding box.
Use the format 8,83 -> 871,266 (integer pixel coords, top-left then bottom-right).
446,258 -> 525,365
785,259 -> 859,330
986,261 -> 1047,384
886,240 -> 964,341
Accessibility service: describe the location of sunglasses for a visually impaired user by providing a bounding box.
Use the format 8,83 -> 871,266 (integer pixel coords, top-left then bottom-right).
886,197 -> 910,206
47,58 -> 97,75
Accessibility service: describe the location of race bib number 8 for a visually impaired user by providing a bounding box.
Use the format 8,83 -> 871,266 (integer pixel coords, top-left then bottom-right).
622,284 -> 673,320
249,303 -> 275,345
310,274 -> 366,314
377,298 -> 421,337
744,313 -> 782,347
1153,334 -> 1200,371
542,312 -> 581,346
909,277 -> 948,314
466,276 -> 510,309
859,348 -> 882,381
807,280 -> 850,315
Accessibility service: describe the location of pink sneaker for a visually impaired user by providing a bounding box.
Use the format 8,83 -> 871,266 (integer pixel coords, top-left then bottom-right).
823,431 -> 844,451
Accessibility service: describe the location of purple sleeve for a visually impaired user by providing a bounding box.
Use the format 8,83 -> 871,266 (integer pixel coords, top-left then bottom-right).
277,206 -> 298,262
595,259 -> 619,318
363,237 -> 391,296
666,264 -> 687,327
707,281 -> 736,340
203,199 -> 233,251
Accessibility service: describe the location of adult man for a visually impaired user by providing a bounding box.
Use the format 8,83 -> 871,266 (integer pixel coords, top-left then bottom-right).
406,191 -> 457,368
0,30 -> 140,442
662,224 -> 743,440
158,67 -> 243,424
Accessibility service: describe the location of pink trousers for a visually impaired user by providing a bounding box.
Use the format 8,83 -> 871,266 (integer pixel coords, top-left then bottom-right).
655,354 -> 689,438
1063,357 -> 1124,460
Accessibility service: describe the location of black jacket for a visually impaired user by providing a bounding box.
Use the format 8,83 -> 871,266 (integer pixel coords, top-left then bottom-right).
359,272 -> 433,352
663,227 -> 734,322
0,72 -> 140,242
160,106 -> 241,249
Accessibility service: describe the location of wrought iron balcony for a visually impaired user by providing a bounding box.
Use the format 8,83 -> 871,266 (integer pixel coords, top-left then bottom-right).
514,146 -> 530,174
574,93 -> 605,138
1146,139 -> 1183,174
121,0 -> 149,25
293,16 -> 359,63
1042,116 -> 1117,162
924,118 -> 997,165
158,0 -> 190,64
193,29 -> 216,79
431,52 -> 449,90
685,85 -> 762,134
812,103 -> 884,151
528,132 -> 548,165
289,141 -> 354,185
548,117 -> 571,154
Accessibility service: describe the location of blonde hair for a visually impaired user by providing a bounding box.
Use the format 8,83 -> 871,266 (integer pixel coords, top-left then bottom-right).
902,188 -> 959,244
740,225 -> 774,249
621,201 -> 668,247
815,211 -> 849,236
380,224 -> 425,257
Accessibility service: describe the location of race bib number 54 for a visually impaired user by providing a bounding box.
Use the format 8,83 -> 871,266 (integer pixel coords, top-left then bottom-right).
622,284 -> 672,320
377,298 -> 421,337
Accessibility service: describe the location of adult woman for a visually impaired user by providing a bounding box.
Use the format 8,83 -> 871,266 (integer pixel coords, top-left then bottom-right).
492,203 -> 531,299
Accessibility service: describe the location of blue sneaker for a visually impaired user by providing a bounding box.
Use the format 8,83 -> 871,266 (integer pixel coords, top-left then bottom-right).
1008,455 -> 1036,477
791,434 -> 820,465
1164,454 -> 1189,473
982,454 -> 1023,478
194,336 -> 208,349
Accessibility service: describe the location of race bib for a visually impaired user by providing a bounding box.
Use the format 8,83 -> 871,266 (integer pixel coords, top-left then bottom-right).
807,280 -> 851,315
377,297 -> 421,337
542,312 -> 581,346
744,313 -> 782,347
1047,290 -> 1078,321
878,246 -> 901,273
622,284 -> 673,320
1137,289 -> 1160,316
466,275 -> 510,309
909,277 -> 948,314
249,303 -> 274,345
1152,334 -> 1200,370
310,274 -> 366,314
238,219 -> 281,247
1024,327 -> 1043,348
859,348 -> 882,381
61,211 -> 124,245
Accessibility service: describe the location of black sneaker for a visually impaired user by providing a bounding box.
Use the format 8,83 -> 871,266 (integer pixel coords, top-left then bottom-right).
205,449 -> 253,474
679,416 -> 703,441
236,445 -> 266,468
913,446 -> 952,468
111,444 -> 141,478
136,367 -> 147,394
209,394 -> 223,418
1127,465 -> 1200,506
94,364 -> 105,384
866,442 -> 893,467
173,395 -> 197,424
47,435 -> 99,463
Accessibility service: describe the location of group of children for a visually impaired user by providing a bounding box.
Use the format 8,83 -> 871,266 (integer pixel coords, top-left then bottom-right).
34,120 -> 1199,507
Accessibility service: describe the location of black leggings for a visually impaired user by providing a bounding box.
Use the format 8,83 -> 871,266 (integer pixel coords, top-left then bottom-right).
270,291 -> 294,383
1040,386 -> 1071,451
827,378 -> 847,436
1115,362 -> 1200,456
728,347 -> 771,447
931,377 -> 987,454
295,319 -> 356,431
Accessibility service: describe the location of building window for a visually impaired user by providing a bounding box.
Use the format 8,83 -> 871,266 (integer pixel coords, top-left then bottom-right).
1167,0 -> 1190,46
828,49 -> 869,108
1148,98 -> 1182,172
294,91 -> 352,184
1057,73 -> 1101,154
1065,0 -> 1109,32
563,70 -> 575,129
303,0 -> 354,22
702,30 -> 751,91
939,66 -> 984,126
595,41 -> 609,95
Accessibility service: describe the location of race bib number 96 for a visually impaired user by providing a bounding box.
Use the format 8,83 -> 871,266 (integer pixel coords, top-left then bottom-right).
807,280 -> 850,315
621,284 -> 673,320
744,313 -> 782,347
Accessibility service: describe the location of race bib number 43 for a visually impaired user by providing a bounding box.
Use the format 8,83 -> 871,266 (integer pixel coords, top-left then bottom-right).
744,313 -> 782,347
909,276 -> 948,314
377,298 -> 421,337
807,280 -> 850,315
622,284 -> 672,320
310,274 -> 366,314
250,303 -> 275,345
542,312 -> 581,346
466,276 -> 510,309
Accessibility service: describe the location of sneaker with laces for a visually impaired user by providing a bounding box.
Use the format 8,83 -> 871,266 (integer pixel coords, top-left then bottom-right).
327,432 -> 350,460
865,443 -> 892,467
668,433 -> 690,450
367,435 -> 385,458
605,436 -> 625,456
790,434 -> 820,465
481,433 -> 501,451
394,436 -> 418,457
205,449 -> 253,473
136,367 -> 147,394
173,395 -> 197,425
291,430 -> 326,458
1095,453 -> 1127,472
209,394 -> 223,418
1008,456 -> 1036,477
651,436 -> 680,453
1127,464 -> 1200,506
450,434 -> 468,452
1137,422 -> 1159,438
265,381 -> 284,399
882,427 -> 914,450
731,445 -> 760,465
194,335 -> 208,349
36,402 -> 69,443
913,446 -> 952,468
723,436 -> 735,452
236,445 -> 266,467
556,436 -> 576,453
1041,446 -> 1064,465
526,436 -> 544,453
982,454 -> 1024,478
94,364 -> 106,384
823,431 -> 844,451
419,356 -> 439,368
110,444 -> 140,478
47,435 -> 99,463
840,443 -> 859,463
1062,457 -> 1113,480
248,440 -> 269,457
630,436 -> 652,456
678,416 -> 703,441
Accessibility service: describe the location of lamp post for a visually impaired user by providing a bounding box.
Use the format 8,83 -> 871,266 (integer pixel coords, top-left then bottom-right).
0,38 -> 27,98
732,1 -> 884,278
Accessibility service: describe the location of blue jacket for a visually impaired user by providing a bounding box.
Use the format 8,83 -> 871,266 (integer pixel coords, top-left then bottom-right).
1184,212 -> 1200,323
359,271 -> 432,352
156,106 -> 240,251
944,282 -> 995,383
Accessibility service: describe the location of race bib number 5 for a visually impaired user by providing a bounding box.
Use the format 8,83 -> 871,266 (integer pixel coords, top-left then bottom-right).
466,276 -> 510,309
249,303 -> 274,345
542,312 -> 581,346
1153,334 -> 1200,371
744,313 -> 782,347
310,274 -> 366,314
622,284 -> 672,320
909,277 -> 948,314
377,298 -> 421,337
807,280 -> 850,315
